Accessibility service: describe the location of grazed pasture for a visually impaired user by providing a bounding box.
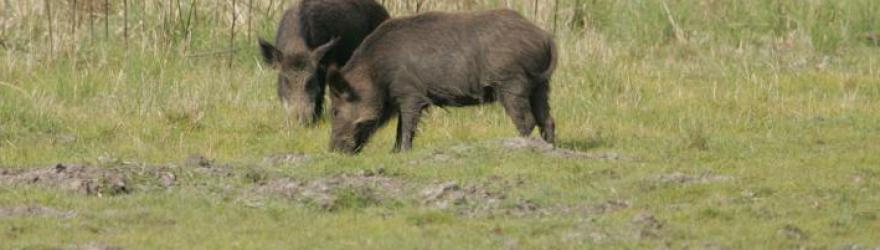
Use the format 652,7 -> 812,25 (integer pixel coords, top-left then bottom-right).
1,0 -> 879,248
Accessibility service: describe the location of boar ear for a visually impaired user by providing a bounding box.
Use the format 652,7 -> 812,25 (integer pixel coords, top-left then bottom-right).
327,64 -> 356,100
259,38 -> 282,68
310,37 -> 341,68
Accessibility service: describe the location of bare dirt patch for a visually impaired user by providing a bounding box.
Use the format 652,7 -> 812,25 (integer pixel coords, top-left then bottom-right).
0,205 -> 76,219
420,181 -> 507,216
246,169 -> 626,218
0,164 -> 131,196
244,171 -> 553,217
0,163 -> 179,196
244,168 -> 406,211
1,152 -> 631,220
418,176 -> 575,217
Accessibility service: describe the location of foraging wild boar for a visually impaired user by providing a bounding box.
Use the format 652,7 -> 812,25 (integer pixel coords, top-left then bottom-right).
322,9 -> 558,153
258,0 -> 390,125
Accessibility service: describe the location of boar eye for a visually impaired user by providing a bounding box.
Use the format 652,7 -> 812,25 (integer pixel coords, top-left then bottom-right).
331,108 -> 339,118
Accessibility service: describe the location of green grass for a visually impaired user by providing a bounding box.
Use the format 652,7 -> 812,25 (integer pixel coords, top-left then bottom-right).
2,0 -> 880,248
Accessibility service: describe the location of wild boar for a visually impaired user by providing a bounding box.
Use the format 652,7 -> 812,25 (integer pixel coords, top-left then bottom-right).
258,0 -> 390,125
322,9 -> 558,153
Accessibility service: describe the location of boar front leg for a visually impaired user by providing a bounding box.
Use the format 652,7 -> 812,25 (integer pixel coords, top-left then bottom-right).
393,98 -> 427,152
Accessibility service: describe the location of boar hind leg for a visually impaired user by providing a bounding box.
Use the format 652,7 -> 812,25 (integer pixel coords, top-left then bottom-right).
393,99 -> 427,152
530,80 -> 555,144
500,91 -> 537,138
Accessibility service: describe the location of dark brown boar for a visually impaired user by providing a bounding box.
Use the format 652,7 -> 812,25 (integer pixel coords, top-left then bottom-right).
322,9 -> 558,154
258,0 -> 390,125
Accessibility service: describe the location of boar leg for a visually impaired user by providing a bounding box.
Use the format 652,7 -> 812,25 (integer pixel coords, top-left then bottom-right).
530,80 -> 555,144
393,99 -> 426,152
500,91 -> 537,138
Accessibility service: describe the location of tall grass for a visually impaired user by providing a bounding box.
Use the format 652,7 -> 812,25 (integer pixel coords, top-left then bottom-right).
1,0 -> 879,163
3,1 -> 877,55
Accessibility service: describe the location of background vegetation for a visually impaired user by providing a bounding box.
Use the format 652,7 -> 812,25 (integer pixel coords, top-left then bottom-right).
2,0 -> 879,248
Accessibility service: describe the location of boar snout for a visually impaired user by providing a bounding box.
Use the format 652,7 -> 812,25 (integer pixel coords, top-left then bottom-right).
330,138 -> 360,154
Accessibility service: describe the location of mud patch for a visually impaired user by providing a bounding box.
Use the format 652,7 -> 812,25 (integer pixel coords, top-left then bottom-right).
0,205 -> 76,219
420,181 -> 505,215
653,172 -> 734,185
245,168 -> 405,211
497,137 -> 625,160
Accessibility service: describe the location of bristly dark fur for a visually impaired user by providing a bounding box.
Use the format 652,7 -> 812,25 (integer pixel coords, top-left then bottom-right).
299,0 -> 390,66
259,0 -> 389,125
326,9 -> 558,153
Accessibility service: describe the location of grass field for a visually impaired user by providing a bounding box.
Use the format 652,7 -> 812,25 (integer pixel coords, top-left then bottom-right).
2,0 -> 880,249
